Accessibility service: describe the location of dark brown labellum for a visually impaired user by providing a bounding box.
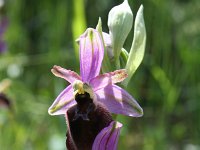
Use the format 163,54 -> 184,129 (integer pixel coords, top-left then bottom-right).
66,92 -> 113,150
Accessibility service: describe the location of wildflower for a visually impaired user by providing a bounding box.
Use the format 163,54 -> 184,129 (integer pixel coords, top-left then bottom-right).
49,28 -> 143,117
48,28 -> 143,149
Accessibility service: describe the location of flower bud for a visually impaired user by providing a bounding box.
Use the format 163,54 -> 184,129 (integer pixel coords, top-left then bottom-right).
108,0 -> 133,67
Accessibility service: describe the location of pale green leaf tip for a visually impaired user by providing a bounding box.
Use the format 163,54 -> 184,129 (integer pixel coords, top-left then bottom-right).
96,17 -> 102,31
140,4 -> 144,10
137,5 -> 145,22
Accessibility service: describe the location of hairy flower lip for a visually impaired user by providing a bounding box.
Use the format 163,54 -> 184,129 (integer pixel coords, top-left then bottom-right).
66,96 -> 114,150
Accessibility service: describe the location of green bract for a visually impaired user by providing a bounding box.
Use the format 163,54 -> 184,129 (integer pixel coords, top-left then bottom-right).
108,0 -> 133,68
123,5 -> 146,86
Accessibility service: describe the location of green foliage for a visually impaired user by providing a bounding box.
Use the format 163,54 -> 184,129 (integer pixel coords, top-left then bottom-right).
0,0 -> 199,149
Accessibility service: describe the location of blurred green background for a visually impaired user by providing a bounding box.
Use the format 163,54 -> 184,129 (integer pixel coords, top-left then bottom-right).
0,0 -> 199,149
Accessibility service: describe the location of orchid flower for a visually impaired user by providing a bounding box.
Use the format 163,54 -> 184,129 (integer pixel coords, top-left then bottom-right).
48,28 -> 143,117
48,28 -> 143,149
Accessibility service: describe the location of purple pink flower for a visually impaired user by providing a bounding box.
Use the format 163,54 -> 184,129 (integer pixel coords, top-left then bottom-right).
48,28 -> 143,150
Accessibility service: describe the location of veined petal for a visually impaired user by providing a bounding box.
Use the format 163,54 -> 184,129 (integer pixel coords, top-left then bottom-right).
90,69 -> 128,91
79,28 -> 104,82
48,85 -> 76,115
92,121 -> 122,150
51,65 -> 81,84
95,85 -> 143,117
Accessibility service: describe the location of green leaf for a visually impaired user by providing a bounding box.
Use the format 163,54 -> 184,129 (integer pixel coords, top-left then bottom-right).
123,5 -> 146,86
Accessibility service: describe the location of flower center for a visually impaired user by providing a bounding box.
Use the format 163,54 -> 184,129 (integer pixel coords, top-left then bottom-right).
72,80 -> 95,121
72,80 -> 94,99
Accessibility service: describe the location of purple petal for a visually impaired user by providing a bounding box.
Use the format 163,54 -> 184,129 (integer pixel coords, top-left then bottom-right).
79,28 -> 104,82
95,85 -> 143,117
92,121 -> 122,150
90,69 -> 128,91
48,85 -> 76,115
51,65 -> 81,84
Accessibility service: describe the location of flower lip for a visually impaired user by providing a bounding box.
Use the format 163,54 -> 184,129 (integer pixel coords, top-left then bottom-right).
66,96 -> 113,150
